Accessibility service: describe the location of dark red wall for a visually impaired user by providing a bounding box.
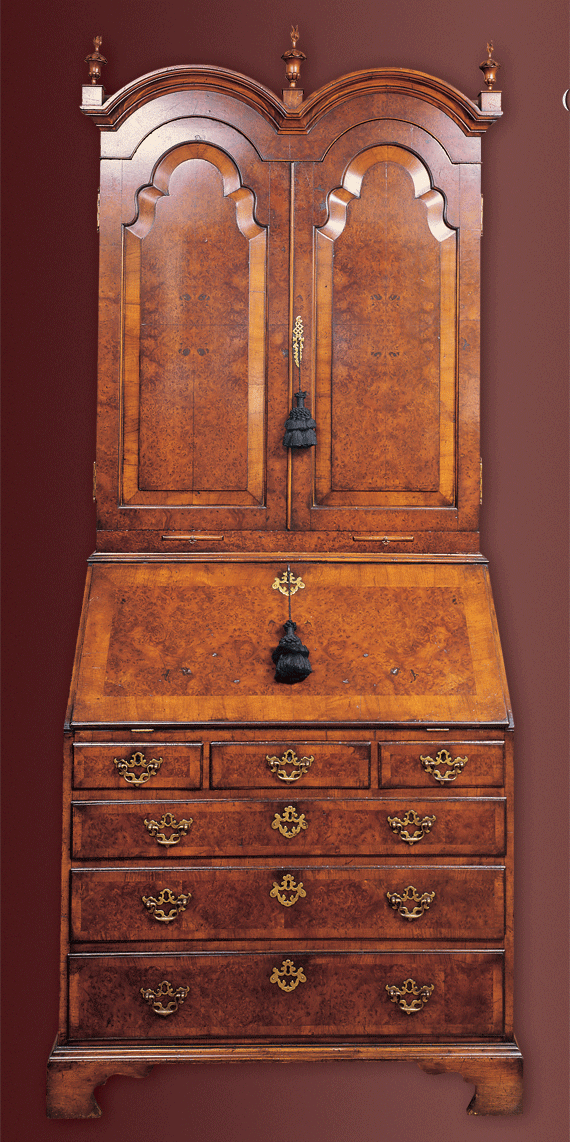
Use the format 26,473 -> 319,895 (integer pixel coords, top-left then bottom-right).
2,1 -> 568,1138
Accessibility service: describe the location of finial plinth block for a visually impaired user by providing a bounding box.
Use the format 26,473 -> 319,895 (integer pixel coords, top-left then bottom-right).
478,90 -> 502,112
81,85 -> 105,108
283,88 -> 304,109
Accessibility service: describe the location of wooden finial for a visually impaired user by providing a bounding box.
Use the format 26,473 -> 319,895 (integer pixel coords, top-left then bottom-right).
479,41 -> 500,90
84,36 -> 107,86
282,25 -> 306,89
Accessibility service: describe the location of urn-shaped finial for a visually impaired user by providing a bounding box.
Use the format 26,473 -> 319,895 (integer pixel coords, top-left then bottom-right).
84,36 -> 107,85
479,41 -> 500,90
282,25 -> 306,88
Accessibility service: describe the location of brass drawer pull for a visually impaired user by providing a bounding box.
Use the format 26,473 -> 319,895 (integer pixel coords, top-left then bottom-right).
266,749 -> 314,783
143,813 -> 193,846
387,809 -> 436,845
420,749 -> 468,784
270,874 -> 306,907
271,805 -> 308,838
142,888 -> 191,922
113,750 -> 163,786
140,980 -> 189,1016
386,977 -> 434,1014
386,885 -> 435,920
270,959 -> 307,992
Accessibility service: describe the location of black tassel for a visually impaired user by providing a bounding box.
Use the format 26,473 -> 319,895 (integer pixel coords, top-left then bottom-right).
272,619 -> 313,684
283,391 -> 317,449
283,316 -> 317,448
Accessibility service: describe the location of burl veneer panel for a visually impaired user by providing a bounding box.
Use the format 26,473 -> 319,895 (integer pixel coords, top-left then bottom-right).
210,740 -> 370,788
68,951 -> 504,1041
70,865 -> 505,943
73,742 -> 202,790
69,561 -> 510,726
380,741 -> 504,788
71,797 -> 505,859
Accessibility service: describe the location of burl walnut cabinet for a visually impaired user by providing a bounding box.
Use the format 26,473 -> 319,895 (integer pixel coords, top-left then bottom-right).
46,38 -> 523,1117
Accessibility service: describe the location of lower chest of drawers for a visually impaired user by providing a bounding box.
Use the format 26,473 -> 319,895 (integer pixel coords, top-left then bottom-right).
65,731 -> 509,1046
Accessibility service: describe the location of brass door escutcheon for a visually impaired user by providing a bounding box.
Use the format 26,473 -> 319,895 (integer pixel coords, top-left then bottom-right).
266,749 -> 314,783
140,980 -> 190,1016
141,888 -> 191,922
386,885 -> 436,920
387,810 -> 436,845
143,813 -> 193,846
270,959 -> 307,992
385,977 -> 434,1014
270,874 -> 306,907
113,750 -> 163,786
420,749 -> 468,784
271,805 -> 308,838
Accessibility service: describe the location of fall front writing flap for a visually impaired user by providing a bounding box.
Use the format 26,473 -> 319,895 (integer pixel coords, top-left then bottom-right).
68,560 -> 511,727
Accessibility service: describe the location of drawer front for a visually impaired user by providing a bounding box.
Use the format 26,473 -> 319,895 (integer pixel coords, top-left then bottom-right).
68,951 -> 504,1041
72,798 -> 506,859
211,741 -> 370,789
70,865 -> 505,942
73,743 -> 202,790
380,742 -> 504,789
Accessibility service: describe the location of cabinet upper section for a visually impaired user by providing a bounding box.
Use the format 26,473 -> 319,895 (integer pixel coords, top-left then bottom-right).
84,59 -> 501,553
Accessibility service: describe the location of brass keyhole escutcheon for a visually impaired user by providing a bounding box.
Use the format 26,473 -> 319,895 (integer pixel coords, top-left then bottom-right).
270,959 -> 307,992
270,874 -> 306,907
271,805 -> 308,838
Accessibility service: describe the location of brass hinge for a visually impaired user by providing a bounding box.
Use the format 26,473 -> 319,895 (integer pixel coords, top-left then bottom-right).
479,458 -> 483,504
93,461 -> 97,502
97,188 -> 100,232
480,194 -> 484,236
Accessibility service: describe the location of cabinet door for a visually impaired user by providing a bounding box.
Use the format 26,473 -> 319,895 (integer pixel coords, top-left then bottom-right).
290,127 -> 477,536
97,123 -> 288,534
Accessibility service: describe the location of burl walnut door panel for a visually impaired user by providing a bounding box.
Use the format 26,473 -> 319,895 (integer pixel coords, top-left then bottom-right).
314,147 -> 456,510
68,951 -> 504,1041
70,865 -> 505,943
121,144 -> 268,519
71,797 -> 505,859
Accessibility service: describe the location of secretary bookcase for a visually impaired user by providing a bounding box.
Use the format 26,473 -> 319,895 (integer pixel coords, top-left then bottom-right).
46,35 -> 522,1117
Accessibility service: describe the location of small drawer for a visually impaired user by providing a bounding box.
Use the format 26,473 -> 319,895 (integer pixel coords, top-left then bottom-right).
71,797 -> 505,859
70,864 -> 505,943
211,741 -> 370,789
72,742 -> 202,790
380,741 -> 504,789
68,951 -> 504,1041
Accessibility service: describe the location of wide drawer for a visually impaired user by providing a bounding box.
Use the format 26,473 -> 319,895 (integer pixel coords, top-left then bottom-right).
71,798 -> 506,858
210,741 -> 370,789
73,742 -> 202,790
380,741 -> 504,789
68,951 -> 504,1041
70,865 -> 505,942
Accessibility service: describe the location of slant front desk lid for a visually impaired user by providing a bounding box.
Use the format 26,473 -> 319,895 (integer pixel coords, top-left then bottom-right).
69,561 -> 511,727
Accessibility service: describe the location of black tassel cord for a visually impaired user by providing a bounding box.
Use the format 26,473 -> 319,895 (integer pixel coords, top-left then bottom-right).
272,566 -> 313,684
283,316 -> 317,448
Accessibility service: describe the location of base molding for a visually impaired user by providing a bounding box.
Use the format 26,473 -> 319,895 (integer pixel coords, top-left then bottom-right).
47,1040 -> 523,1118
